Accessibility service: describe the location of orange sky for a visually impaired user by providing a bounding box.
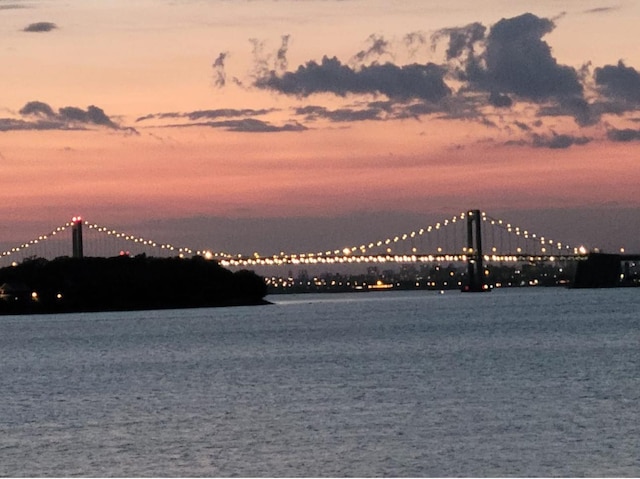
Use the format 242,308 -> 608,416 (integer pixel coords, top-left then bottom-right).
1,0 -> 640,254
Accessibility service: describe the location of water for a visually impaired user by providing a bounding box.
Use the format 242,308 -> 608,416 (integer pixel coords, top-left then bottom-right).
1,288 -> 638,477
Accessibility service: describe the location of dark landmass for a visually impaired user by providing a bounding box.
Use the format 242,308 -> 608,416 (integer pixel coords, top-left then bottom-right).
0,255 -> 268,315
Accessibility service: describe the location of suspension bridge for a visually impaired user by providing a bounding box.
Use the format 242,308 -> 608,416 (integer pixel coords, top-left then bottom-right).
1,210 -> 637,290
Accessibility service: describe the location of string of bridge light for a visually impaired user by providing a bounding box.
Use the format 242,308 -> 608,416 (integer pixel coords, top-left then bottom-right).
328,210 -> 579,258
225,210 -> 586,264
1,213 -> 588,266
0,218 -> 232,262
220,254 -> 470,267
220,211 -> 471,264
328,211 -> 468,258
481,213 -> 581,255
217,252 -> 585,268
0,220 -> 73,259
83,220 -> 233,259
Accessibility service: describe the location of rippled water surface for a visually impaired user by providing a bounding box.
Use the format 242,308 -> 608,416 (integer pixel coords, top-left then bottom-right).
1,288 -> 639,476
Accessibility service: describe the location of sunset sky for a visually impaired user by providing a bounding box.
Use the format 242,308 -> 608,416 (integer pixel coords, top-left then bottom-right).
2,0 -> 640,255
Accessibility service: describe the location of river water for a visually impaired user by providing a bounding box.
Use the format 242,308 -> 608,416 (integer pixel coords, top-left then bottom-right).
1,288 -> 638,477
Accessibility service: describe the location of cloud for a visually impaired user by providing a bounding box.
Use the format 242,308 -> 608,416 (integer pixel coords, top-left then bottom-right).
538,97 -> 600,126
595,61 -> 640,104
583,6 -> 619,14
351,34 -> 392,65
23,22 -> 57,32
166,118 -> 307,133
488,91 -> 512,108
59,105 -> 116,127
249,36 -> 290,79
2,101 -> 134,132
246,13 -> 594,130
607,128 -> 640,142
135,108 -> 274,123
431,22 -> 485,61
135,108 -> 303,133
19,101 -> 56,117
514,121 -> 531,131
254,55 -> 451,102
296,105 -> 383,122
296,100 -> 449,124
249,38 -> 270,80
188,108 -> 274,120
0,4 -> 28,10
212,52 -> 228,87
217,14 -> 640,141
475,13 -> 583,100
428,13 -> 607,127
403,31 -> 428,58
0,118 -> 68,132
432,14 -> 584,102
275,35 -> 290,73
532,132 -> 591,149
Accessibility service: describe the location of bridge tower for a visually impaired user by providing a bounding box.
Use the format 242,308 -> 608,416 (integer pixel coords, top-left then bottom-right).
72,216 -> 83,259
463,209 -> 487,292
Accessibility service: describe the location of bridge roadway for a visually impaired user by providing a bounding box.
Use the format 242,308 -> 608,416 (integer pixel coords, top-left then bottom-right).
218,252 -> 588,267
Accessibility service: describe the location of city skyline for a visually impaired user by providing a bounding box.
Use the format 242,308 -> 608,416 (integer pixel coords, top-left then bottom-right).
2,0 -> 640,254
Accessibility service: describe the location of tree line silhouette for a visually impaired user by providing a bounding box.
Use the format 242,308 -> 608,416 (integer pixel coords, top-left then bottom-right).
0,255 -> 268,314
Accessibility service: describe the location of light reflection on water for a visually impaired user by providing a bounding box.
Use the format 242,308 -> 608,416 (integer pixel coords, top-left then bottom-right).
1,288 -> 638,476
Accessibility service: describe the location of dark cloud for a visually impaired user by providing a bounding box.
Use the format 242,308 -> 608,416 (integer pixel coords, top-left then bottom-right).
245,35 -> 293,82
249,38 -> 270,79
431,13 -> 595,127
136,112 -> 171,122
254,55 -> 451,102
399,102 -> 442,118
136,108 -> 274,123
532,133 -> 591,149
606,128 -> 640,142
166,118 -> 307,133
504,139 -> 529,147
2,101 -> 132,132
19,101 -> 56,117
296,105 -> 383,122
403,31 -> 427,58
537,97 -> 600,126
58,105 -> 115,126
0,4 -> 28,10
565,98 -> 599,126
0,118 -> 67,132
248,13 -> 594,130
186,108 -> 273,121
488,91 -> 512,108
433,14 -> 583,104
584,6 -> 619,14
212,52 -> 228,88
595,61 -> 640,104
137,108 -> 301,133
226,119 -> 305,132
431,22 -> 485,61
305,99 -> 441,122
275,35 -> 290,73
480,14 -> 583,100
351,34 -> 391,65
233,14 -> 640,137
23,22 -> 57,32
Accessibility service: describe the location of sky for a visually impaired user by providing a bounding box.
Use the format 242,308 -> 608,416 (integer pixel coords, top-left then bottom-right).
1,0 -> 640,256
